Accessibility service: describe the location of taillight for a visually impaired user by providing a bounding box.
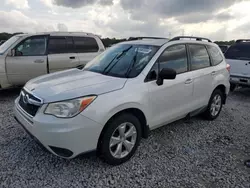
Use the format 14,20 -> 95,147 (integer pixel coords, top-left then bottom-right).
226,64 -> 230,72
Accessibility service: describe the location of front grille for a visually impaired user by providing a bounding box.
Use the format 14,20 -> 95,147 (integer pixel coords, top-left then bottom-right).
18,89 -> 42,117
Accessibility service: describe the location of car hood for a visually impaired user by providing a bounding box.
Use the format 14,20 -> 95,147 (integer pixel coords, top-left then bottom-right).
25,69 -> 127,103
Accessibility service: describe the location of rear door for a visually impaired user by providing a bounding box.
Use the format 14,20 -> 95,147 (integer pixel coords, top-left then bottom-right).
225,42 -> 250,78
48,36 -> 80,73
6,35 -> 48,85
73,36 -> 102,67
187,44 -> 214,108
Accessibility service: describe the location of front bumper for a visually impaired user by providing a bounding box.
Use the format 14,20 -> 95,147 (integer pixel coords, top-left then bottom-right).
14,98 -> 103,159
230,75 -> 250,86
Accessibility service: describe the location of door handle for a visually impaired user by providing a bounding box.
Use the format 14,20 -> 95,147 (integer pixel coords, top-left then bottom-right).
211,71 -> 216,76
34,59 -> 44,63
185,78 -> 193,84
69,56 -> 76,59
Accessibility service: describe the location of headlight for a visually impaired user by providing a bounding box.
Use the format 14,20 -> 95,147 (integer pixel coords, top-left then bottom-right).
44,96 -> 97,118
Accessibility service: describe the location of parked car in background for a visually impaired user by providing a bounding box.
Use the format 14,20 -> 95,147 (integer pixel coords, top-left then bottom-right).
218,45 -> 229,54
0,32 -> 105,89
225,39 -> 250,91
0,40 -> 6,45
14,36 -> 230,165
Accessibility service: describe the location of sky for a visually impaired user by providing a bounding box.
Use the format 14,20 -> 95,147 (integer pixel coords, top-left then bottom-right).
1,0 -> 250,40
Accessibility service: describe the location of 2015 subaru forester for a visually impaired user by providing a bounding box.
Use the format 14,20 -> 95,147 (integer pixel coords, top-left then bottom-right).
14,36 -> 230,165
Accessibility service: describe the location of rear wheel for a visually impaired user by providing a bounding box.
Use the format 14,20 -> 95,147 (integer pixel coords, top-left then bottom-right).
203,89 -> 223,120
99,113 -> 142,165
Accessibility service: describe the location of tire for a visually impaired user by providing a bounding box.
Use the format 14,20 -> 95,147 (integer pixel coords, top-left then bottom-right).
230,83 -> 236,92
203,89 -> 223,120
99,113 -> 142,165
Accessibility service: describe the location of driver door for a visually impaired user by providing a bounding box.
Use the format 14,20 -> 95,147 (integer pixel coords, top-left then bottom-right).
6,35 -> 48,85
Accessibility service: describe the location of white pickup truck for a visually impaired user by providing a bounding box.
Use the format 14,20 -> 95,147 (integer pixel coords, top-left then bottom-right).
0,32 -> 105,89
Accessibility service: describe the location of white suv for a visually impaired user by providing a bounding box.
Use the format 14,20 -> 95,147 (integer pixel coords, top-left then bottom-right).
225,39 -> 250,91
14,36 -> 230,165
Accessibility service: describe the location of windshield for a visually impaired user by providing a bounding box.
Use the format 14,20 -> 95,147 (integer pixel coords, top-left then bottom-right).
0,36 -> 21,54
84,44 -> 159,78
225,43 -> 250,60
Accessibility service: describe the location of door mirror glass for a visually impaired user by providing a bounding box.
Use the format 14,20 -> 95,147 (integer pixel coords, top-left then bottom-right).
159,68 -> 177,80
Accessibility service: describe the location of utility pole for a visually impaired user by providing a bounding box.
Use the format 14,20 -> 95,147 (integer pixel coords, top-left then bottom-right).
182,29 -> 185,36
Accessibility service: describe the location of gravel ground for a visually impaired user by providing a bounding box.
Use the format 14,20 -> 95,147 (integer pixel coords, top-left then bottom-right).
0,88 -> 250,188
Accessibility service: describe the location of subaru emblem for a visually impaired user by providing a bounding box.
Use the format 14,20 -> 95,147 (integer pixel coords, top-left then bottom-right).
23,94 -> 29,104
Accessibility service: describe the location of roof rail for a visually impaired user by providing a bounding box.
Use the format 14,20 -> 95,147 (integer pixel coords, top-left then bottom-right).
169,36 -> 212,42
236,39 -> 250,43
36,31 -> 94,36
129,37 -> 168,41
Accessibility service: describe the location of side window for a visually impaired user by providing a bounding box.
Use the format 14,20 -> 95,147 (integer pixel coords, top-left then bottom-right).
48,37 -> 67,54
73,37 -> 99,53
158,44 -> 188,74
66,37 -> 74,52
16,36 -> 46,56
207,45 -> 223,65
189,45 -> 210,70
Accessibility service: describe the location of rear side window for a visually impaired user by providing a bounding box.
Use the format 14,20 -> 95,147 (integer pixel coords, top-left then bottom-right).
73,37 -> 99,53
207,45 -> 224,66
48,37 -> 74,54
158,44 -> 188,74
189,45 -> 210,70
225,43 -> 250,60
48,37 -> 66,54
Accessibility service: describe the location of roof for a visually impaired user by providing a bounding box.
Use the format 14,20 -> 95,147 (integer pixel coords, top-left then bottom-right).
120,39 -> 169,46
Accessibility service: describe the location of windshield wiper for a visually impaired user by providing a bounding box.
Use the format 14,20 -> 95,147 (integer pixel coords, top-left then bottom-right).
126,48 -> 139,78
103,46 -> 133,74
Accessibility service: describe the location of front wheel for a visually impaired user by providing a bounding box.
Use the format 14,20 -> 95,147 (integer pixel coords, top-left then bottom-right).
203,89 -> 223,120
99,113 -> 142,165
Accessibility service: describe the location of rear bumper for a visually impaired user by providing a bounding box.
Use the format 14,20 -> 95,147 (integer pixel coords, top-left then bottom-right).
230,75 -> 250,86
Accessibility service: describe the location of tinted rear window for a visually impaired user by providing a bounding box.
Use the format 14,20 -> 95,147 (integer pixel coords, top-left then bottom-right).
48,37 -> 75,54
225,43 -> 250,60
73,37 -> 99,53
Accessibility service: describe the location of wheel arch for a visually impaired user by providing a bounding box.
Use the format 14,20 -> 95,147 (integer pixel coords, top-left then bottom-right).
213,84 -> 227,104
97,107 -> 149,152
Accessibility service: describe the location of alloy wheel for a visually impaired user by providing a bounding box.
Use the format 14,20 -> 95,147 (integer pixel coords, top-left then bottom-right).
109,122 -> 137,159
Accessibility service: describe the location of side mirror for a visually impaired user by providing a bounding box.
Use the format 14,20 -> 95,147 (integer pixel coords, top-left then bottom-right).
12,49 -> 16,56
156,68 -> 176,86
8,49 -> 15,56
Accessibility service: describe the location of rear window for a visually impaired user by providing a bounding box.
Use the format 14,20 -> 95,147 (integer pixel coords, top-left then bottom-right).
225,43 -> 250,60
73,37 -> 99,53
207,45 -> 224,66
